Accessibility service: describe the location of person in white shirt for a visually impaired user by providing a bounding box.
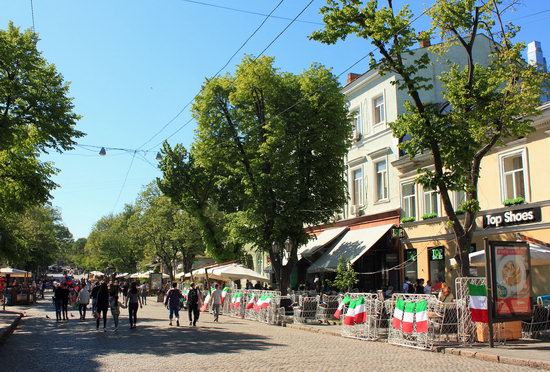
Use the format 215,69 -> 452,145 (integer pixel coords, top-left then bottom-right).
211,283 -> 222,322
77,285 -> 90,320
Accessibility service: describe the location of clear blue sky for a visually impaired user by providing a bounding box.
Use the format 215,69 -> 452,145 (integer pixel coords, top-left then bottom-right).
1,0 -> 548,239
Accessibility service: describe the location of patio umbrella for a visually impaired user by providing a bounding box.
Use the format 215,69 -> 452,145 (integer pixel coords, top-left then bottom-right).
89,271 -> 105,277
0,267 -> 31,278
213,264 -> 269,282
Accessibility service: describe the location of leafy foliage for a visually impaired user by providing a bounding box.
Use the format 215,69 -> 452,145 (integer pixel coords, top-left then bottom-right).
328,257 -> 358,292
312,0 -> 547,275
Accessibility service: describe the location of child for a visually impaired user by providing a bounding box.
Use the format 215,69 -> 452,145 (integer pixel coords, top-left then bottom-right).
109,295 -> 126,331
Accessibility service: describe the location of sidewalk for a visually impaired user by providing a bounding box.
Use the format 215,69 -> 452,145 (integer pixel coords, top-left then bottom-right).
0,311 -> 23,343
286,321 -> 550,370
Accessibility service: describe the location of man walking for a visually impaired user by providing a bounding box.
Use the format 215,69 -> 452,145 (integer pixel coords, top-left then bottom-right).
211,283 -> 222,322
164,282 -> 183,326
187,282 -> 202,327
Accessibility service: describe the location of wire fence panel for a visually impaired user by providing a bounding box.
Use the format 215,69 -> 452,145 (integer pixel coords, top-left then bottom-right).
340,293 -> 384,341
316,294 -> 341,322
522,304 -> 550,340
387,293 -> 435,350
456,277 -> 486,345
293,296 -> 320,324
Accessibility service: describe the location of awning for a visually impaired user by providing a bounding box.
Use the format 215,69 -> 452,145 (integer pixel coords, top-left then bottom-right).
469,243 -> 550,267
210,264 -> 269,282
307,224 -> 394,274
298,226 -> 349,259
0,267 -> 32,278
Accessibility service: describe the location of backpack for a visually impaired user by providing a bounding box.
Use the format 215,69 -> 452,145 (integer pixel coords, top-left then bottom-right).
187,288 -> 199,305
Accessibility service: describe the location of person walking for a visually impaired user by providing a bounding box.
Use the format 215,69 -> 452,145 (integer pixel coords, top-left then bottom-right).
140,283 -> 148,305
77,284 -> 90,320
95,282 -> 109,331
164,282 -> 183,326
91,282 -> 100,315
53,283 -> 63,322
122,282 -> 129,302
125,282 -> 142,329
211,283 -> 222,322
109,295 -> 126,331
187,282 -> 202,327
59,282 -> 70,321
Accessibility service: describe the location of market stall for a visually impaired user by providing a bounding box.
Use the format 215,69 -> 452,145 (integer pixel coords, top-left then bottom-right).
0,267 -> 34,305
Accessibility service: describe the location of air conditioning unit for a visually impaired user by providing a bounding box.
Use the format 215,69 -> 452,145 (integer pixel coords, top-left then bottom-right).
352,130 -> 362,141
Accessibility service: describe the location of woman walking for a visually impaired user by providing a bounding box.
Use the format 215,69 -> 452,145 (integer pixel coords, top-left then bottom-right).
77,284 -> 90,320
95,282 -> 109,331
125,282 -> 142,329
164,282 -> 183,326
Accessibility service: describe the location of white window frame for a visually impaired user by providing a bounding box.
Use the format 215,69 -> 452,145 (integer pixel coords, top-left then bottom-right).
351,107 -> 362,136
372,94 -> 386,127
423,186 -> 440,216
453,190 -> 467,210
401,181 -> 417,219
351,167 -> 364,207
499,148 -> 530,202
374,159 -> 389,202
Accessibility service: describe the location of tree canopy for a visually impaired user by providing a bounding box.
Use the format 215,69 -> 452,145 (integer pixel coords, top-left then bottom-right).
311,0 -> 547,275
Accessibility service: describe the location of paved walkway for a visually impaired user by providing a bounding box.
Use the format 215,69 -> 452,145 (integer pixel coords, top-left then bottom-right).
0,296 -> 542,371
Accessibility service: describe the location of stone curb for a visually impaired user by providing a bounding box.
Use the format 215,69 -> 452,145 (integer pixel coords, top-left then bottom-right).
286,323 -> 341,337
0,311 -> 23,344
441,347 -> 550,370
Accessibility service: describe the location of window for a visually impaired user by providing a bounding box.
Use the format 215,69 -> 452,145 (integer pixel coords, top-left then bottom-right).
373,95 -> 385,125
401,182 -> 416,219
454,190 -> 467,210
375,160 -> 388,201
352,168 -> 363,206
352,109 -> 362,137
404,249 -> 418,283
501,152 -> 527,200
428,247 -> 445,283
423,186 -> 440,216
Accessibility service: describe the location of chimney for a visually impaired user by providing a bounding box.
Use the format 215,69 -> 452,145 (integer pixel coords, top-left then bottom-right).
528,41 -> 547,73
347,73 -> 361,84
419,37 -> 431,48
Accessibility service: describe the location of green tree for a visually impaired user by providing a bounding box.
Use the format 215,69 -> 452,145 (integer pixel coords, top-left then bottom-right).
0,22 -> 82,215
329,257 -> 358,293
186,56 -> 351,294
311,0 -> 547,276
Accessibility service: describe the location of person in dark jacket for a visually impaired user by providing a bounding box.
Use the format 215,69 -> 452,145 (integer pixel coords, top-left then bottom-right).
59,282 -> 70,320
187,282 -> 202,327
53,283 -> 63,321
91,282 -> 100,314
95,282 -> 109,331
125,282 -> 142,329
164,282 -> 183,326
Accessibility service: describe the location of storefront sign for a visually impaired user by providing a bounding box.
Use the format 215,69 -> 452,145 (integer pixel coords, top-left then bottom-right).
405,249 -> 417,262
429,247 -> 444,261
490,241 -> 532,320
483,207 -> 541,228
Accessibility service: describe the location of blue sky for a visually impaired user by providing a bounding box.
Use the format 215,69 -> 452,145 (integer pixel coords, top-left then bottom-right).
1,0 -> 549,239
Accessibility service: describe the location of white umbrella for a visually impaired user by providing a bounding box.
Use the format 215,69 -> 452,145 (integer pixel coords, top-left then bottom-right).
89,271 -> 105,277
175,272 -> 186,279
214,264 -> 269,282
0,267 -> 31,278
116,273 -> 129,279
129,272 -> 141,279
469,243 -> 550,267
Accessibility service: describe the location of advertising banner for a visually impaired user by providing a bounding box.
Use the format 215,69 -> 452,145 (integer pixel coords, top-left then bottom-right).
150,273 -> 163,290
490,241 -> 532,320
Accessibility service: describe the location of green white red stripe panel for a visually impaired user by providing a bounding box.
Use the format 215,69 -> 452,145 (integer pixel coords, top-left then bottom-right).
246,293 -> 255,310
354,296 -> 366,324
401,301 -> 415,334
468,283 -> 489,323
334,295 -> 350,319
392,297 -> 405,330
415,299 -> 428,333
343,299 -> 357,325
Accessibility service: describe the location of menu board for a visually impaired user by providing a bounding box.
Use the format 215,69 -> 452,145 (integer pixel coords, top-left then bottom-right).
150,273 -> 163,290
491,242 -> 532,319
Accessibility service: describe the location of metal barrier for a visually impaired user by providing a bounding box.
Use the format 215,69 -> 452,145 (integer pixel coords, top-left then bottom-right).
316,294 -> 341,322
387,293 -> 434,350
341,293 -> 384,341
522,304 -> 550,340
293,296 -> 320,324
456,277 -> 486,345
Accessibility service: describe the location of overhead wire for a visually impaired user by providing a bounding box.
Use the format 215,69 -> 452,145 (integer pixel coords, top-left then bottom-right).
137,0 -> 286,151
178,0 -> 323,26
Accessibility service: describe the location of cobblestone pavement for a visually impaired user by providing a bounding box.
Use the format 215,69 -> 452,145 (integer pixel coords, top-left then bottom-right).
0,296 -> 538,372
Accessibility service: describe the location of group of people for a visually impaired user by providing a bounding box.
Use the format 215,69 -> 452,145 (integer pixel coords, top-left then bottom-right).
53,278 -> 148,331
401,277 -> 454,303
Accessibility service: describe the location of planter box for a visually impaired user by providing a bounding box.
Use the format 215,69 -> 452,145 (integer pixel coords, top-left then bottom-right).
476,320 -> 522,342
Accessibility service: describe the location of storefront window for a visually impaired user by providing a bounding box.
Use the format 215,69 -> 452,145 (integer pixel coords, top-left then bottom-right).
404,249 -> 418,282
429,246 -> 445,283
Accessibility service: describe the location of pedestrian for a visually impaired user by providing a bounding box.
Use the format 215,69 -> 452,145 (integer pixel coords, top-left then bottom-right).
187,282 -> 202,327
164,282 -> 183,326
438,282 -> 454,303
424,280 -> 432,294
122,282 -> 129,302
245,280 -> 253,290
125,282 -> 142,329
211,283 -> 222,322
415,278 -> 425,294
53,283 -> 63,321
77,284 -> 90,320
91,282 -> 100,315
41,280 -> 46,299
96,282 -> 109,331
140,282 -> 148,305
109,295 -> 126,332
402,277 -> 411,293
59,282 -> 70,320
